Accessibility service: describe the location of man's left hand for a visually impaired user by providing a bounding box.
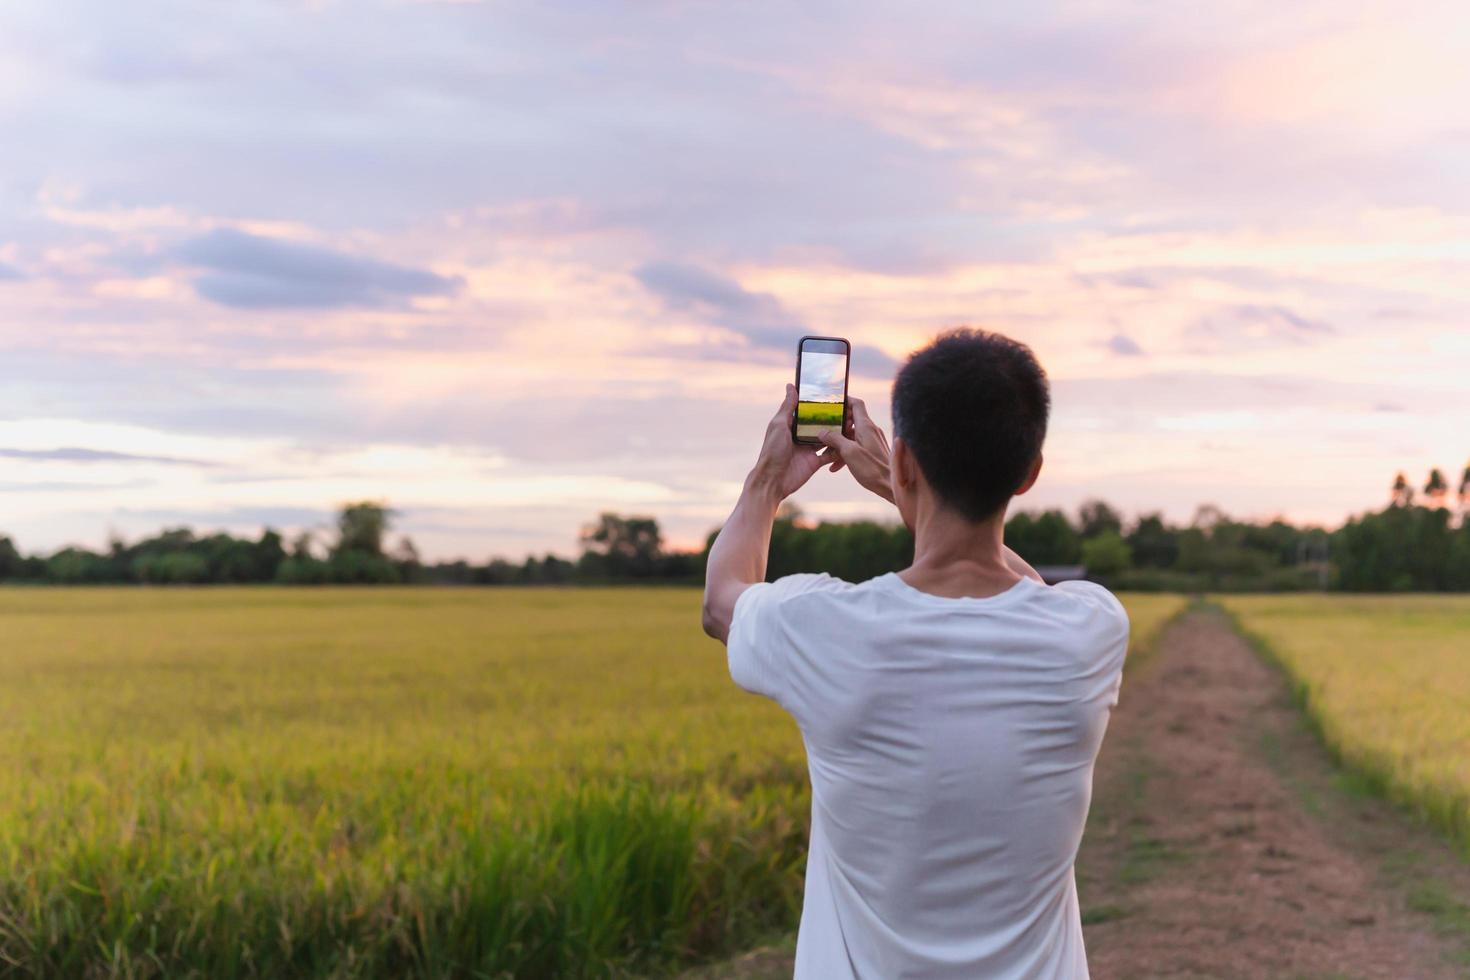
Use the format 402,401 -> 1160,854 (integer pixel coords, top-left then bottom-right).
747,384 -> 844,500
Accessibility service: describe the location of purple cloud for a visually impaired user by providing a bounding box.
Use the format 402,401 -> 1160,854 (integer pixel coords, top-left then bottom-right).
1189,303 -> 1334,349
0,447 -> 217,467
635,261 -> 897,376
174,228 -> 462,309
1106,334 -> 1145,357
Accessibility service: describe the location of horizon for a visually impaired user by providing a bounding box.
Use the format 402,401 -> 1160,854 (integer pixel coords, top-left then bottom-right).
3,2 -> 1469,562
9,477 -> 1458,565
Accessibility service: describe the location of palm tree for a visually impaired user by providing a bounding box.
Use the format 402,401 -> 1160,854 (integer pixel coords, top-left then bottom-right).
1424,468 -> 1449,509
1391,472 -> 1414,508
1458,462 -> 1470,520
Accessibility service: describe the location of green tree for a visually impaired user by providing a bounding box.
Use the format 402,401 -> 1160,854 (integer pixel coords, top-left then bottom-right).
1335,504 -> 1456,591
135,551 -> 210,584
1005,510 -> 1081,565
391,536 -> 423,583
1126,513 -> 1179,568
1391,472 -> 1414,507
277,530 -> 329,584
0,536 -> 20,580
1424,468 -> 1449,509
276,554 -> 330,585
580,513 -> 663,578
1450,520 -> 1470,590
254,530 -> 287,580
328,549 -> 401,584
45,548 -> 115,584
335,502 -> 392,557
1081,530 -> 1132,577
1077,500 -> 1123,540
483,558 -> 521,584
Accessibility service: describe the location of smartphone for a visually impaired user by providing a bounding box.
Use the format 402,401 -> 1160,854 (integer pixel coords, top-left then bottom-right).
792,335 -> 851,444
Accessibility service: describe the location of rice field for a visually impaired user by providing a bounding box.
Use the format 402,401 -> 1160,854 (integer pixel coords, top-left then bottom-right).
1221,594 -> 1470,855
0,587 -> 1183,977
794,401 -> 843,426
793,402 -> 843,442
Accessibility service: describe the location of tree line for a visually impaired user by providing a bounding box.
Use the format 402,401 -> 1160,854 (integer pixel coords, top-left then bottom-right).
1,464 -> 1467,591
0,507 -> 700,587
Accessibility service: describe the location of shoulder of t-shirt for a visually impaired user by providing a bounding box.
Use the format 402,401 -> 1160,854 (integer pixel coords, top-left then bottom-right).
727,573 -> 860,699
736,572 -> 857,613
1049,579 -> 1131,633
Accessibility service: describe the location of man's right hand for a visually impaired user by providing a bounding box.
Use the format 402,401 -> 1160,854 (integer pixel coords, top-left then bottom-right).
818,397 -> 896,505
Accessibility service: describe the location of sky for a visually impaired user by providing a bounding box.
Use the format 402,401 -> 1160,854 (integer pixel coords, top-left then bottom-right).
799,352 -> 846,403
2,0 -> 1468,560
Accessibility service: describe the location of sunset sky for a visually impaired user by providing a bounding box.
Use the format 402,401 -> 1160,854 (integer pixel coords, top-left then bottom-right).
2,1 -> 1468,560
799,351 -> 847,404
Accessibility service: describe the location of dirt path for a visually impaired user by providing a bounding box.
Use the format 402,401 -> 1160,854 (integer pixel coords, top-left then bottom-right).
683,607 -> 1470,979
1078,607 -> 1470,979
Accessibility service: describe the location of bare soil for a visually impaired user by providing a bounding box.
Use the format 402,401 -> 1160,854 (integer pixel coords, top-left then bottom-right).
682,607 -> 1470,979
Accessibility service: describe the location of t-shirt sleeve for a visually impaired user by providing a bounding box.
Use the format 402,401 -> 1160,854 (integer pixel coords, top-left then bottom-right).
727,573 -> 841,703
1053,579 -> 1132,671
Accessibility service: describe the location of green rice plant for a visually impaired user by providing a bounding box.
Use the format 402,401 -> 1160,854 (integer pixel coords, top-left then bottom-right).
1115,594 -> 1189,669
795,401 -> 843,425
0,587 -> 1172,976
1221,594 -> 1470,856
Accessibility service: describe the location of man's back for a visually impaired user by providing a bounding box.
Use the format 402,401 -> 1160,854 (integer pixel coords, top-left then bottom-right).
728,571 -> 1129,979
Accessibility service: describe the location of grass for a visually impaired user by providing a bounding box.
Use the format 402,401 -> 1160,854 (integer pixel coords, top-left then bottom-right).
1408,879 -> 1470,962
794,401 -> 842,426
1219,595 -> 1470,857
0,588 -> 809,978
0,587 -> 1181,977
1116,594 -> 1191,672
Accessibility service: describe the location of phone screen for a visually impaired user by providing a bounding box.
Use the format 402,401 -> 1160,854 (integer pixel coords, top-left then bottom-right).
793,336 -> 850,443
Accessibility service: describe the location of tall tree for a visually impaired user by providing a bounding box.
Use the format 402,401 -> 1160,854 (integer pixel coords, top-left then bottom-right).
1081,530 -> 1132,577
1191,503 -> 1228,530
1391,472 -> 1414,508
1127,513 -> 1180,569
335,502 -> 392,556
1424,468 -> 1449,509
580,513 -> 663,578
0,535 -> 20,580
254,530 -> 287,580
1458,462 -> 1470,515
1077,499 -> 1123,539
1005,510 -> 1082,566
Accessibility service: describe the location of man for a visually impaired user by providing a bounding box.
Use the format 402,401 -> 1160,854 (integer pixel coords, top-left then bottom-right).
702,329 -> 1129,979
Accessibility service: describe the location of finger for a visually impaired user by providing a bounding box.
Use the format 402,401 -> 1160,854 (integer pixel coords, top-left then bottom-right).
818,429 -> 855,453
850,397 -> 872,424
828,456 -> 846,473
773,383 -> 797,422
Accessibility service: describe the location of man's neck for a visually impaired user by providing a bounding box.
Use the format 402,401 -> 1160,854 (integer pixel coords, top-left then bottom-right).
899,505 -> 1021,600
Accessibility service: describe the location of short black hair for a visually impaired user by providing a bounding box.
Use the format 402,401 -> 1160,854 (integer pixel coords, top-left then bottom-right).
890,328 -> 1050,522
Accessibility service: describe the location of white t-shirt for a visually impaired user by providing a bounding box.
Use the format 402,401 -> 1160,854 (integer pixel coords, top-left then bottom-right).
727,571 -> 1129,980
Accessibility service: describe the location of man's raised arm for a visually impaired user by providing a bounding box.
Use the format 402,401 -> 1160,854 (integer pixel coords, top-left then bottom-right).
702,385 -> 839,644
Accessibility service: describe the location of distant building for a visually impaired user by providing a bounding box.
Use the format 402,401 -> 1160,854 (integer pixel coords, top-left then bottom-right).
1036,565 -> 1087,585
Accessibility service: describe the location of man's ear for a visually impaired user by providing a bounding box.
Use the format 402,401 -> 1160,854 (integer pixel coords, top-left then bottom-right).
893,437 -> 920,490
1014,453 -> 1044,496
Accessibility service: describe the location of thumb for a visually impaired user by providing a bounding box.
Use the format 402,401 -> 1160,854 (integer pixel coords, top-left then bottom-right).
778,383 -> 797,416
818,429 -> 855,452
771,384 -> 797,426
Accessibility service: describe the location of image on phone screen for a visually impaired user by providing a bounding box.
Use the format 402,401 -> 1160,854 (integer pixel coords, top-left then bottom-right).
794,337 -> 850,443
